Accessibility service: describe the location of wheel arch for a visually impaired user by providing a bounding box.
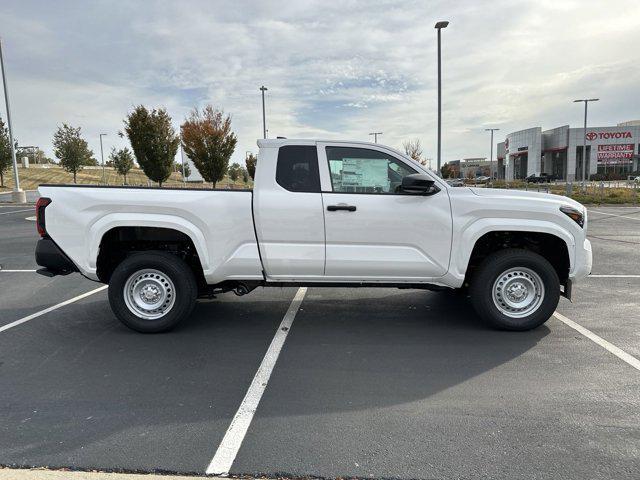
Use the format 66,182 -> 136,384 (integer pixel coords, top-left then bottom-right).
453,219 -> 574,285
92,217 -> 209,285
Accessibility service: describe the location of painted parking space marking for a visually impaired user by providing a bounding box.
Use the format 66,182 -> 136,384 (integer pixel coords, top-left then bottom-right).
0,269 -> 38,272
588,209 -> 640,221
0,208 -> 33,216
0,285 -> 107,334
553,311 -> 640,372
206,287 -> 307,475
588,274 -> 640,278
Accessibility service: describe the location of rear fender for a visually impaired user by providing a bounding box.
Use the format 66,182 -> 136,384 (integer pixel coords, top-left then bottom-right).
89,213 -> 210,272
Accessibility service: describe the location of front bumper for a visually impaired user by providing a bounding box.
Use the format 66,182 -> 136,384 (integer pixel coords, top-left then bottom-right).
570,238 -> 593,282
35,237 -> 78,276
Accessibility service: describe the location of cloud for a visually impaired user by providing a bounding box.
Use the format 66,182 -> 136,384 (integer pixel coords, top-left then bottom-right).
0,0 -> 639,167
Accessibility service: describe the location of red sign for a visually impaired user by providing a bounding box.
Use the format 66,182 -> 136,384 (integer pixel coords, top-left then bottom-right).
586,131 -> 633,140
597,144 -> 634,165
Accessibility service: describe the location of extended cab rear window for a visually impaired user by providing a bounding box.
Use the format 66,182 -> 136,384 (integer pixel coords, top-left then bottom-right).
276,145 -> 321,193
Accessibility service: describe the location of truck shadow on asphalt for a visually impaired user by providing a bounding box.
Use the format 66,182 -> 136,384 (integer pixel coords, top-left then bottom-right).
0,288 -> 549,468
246,288 -> 551,417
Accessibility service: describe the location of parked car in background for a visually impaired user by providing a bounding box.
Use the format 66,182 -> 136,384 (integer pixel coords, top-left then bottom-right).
35,139 -> 592,333
475,176 -> 491,183
526,173 -> 556,183
446,178 -> 465,187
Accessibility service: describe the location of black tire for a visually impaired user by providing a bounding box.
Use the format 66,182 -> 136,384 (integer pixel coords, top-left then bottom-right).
108,251 -> 197,333
469,249 -> 560,331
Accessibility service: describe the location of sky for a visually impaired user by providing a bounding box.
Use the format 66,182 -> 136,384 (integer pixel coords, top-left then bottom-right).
1,0 -> 639,167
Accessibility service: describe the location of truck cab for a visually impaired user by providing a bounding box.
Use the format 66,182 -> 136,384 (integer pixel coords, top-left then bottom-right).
253,139 -> 452,282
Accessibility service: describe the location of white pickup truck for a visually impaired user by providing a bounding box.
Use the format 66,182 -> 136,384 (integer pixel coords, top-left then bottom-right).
35,139 -> 592,333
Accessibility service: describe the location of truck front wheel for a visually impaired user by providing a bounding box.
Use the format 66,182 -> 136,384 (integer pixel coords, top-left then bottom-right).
469,249 -> 560,331
108,251 -> 197,333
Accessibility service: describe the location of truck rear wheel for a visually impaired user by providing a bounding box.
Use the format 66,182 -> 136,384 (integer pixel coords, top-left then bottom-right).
469,249 -> 560,331
108,251 -> 197,333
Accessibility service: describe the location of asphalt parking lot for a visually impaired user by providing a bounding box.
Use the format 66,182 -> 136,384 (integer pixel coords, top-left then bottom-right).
1,202 -> 639,479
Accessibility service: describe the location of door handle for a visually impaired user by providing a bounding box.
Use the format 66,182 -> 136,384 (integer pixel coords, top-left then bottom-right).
327,205 -> 357,212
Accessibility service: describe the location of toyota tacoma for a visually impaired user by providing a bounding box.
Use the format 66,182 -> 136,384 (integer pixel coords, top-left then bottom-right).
34,139 -> 592,332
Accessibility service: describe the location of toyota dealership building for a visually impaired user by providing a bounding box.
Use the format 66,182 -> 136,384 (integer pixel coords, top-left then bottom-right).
496,121 -> 640,181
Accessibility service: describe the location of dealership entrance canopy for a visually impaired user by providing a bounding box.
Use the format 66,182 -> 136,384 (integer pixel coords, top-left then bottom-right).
496,121 -> 640,181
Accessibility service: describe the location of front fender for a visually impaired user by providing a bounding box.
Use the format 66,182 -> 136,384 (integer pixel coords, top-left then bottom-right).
450,218 -> 576,281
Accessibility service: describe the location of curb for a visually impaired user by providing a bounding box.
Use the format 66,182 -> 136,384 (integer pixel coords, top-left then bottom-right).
0,469 -> 208,480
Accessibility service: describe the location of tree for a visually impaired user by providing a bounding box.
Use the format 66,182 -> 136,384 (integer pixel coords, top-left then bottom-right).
228,162 -> 242,182
33,148 -> 53,164
242,168 -> 249,184
245,153 -> 257,180
0,117 -> 12,187
181,105 -> 237,188
124,106 -> 180,187
403,139 -> 427,166
440,162 -> 454,178
52,124 -> 94,183
110,147 -> 134,184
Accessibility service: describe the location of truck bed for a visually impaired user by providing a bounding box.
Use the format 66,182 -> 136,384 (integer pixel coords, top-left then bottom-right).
37,184 -> 264,284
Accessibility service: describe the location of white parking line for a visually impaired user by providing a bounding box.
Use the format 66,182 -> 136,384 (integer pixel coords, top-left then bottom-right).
0,269 -> 38,272
0,208 -> 33,216
588,209 -> 640,221
588,274 -> 640,278
0,286 -> 107,334
206,287 -> 307,475
553,311 -> 640,372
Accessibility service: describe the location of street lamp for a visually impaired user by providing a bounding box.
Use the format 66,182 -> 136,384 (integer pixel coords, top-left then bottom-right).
180,143 -> 186,184
369,132 -> 383,143
435,20 -> 449,177
99,133 -> 107,184
485,128 -> 500,179
0,38 -> 25,203
573,98 -> 599,183
259,86 -> 268,139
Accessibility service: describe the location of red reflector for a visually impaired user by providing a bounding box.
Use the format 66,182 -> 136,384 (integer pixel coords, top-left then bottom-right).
36,197 -> 52,237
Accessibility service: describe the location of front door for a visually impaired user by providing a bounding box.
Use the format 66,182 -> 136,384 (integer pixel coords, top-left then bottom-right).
318,143 -> 452,281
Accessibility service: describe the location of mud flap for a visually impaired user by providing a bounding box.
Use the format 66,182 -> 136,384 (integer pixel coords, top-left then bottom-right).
561,279 -> 572,301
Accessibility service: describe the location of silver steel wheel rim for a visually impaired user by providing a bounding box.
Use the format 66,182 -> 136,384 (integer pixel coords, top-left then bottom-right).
123,269 -> 176,320
492,267 -> 544,318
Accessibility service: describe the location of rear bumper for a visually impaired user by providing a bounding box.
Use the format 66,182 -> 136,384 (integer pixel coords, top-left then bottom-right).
35,237 -> 78,276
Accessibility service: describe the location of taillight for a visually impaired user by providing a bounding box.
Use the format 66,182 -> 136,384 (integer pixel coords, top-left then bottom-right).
36,197 -> 51,237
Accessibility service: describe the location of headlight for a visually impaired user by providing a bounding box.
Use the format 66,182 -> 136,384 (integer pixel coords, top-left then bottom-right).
560,205 -> 584,228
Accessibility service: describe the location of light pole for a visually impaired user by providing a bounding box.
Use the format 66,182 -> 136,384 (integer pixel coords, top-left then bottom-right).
369,132 -> 383,143
573,98 -> 598,183
435,20 -> 449,177
99,133 -> 107,184
485,128 -> 500,179
180,143 -> 186,184
259,86 -> 268,139
0,38 -> 25,203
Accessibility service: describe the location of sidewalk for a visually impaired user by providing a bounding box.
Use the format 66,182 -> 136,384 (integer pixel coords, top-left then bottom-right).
0,469 -> 207,480
0,190 -> 39,204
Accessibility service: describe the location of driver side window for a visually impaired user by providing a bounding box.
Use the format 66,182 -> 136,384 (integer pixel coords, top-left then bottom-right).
326,147 -> 418,194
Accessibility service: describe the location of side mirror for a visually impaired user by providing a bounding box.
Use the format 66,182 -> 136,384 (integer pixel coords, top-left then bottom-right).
401,174 -> 440,195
